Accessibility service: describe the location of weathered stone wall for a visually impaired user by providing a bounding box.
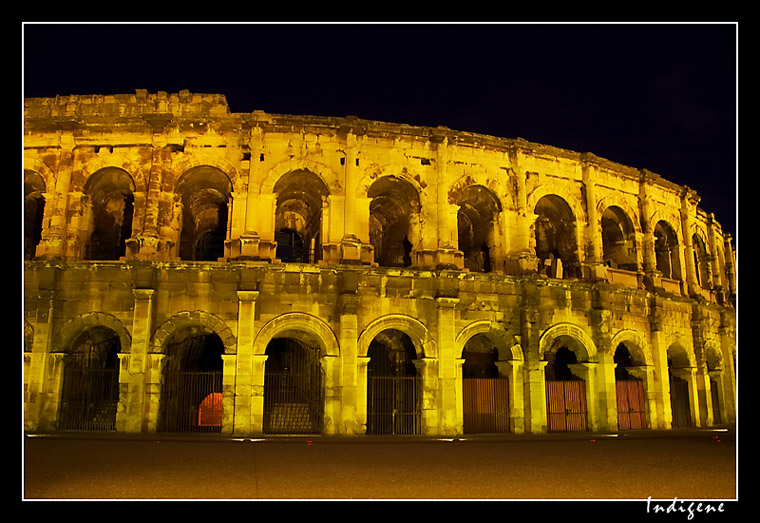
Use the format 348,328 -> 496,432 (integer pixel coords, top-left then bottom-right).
23,91 -> 736,436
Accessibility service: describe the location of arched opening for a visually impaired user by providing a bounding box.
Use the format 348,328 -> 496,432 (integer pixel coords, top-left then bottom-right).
453,185 -> 501,273
601,206 -> 638,271
159,326 -> 224,433
614,343 -> 647,429
461,333 -> 509,434
84,168 -> 135,260
58,326 -> 120,431
366,329 -> 421,435
263,333 -> 324,434
544,339 -> 588,432
534,195 -> 580,279
176,166 -> 232,261
667,345 -> 693,428
24,170 -> 46,260
368,176 -> 420,267
654,221 -> 681,280
274,170 -> 328,263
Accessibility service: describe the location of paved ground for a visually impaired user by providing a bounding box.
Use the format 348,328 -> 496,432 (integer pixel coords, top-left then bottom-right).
23,428 -> 737,501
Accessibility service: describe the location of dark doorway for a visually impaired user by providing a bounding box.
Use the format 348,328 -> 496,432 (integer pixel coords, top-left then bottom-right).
159,329 -> 224,433
58,327 -> 120,431
367,330 -> 421,435
263,337 -> 324,434
461,336 -> 509,434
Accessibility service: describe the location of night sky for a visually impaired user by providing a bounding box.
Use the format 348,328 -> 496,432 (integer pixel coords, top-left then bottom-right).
22,22 -> 738,240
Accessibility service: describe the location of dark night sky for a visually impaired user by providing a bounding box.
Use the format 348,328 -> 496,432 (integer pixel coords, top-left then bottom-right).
22,22 -> 738,240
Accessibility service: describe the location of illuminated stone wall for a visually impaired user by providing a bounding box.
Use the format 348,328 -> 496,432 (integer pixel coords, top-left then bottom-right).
23,90 -> 736,435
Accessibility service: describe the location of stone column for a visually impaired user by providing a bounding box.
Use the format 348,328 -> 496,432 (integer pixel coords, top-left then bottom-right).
250,354 -> 268,434
339,294 -> 360,434
524,358 -> 548,434
433,136 -> 462,269
509,144 -> 538,273
496,360 -> 525,434
37,137 -> 75,259
321,354 -> 340,435
638,171 -> 660,289
413,357 -> 439,436
680,188 -> 701,297
649,307 -> 672,429
116,289 -> 154,433
593,352 -> 619,432
24,289 -> 56,431
356,356 -> 371,433
436,297 -> 459,436
233,291 -> 258,436
144,353 -> 166,432
340,134 -> 363,264
221,354 -> 237,435
582,158 -> 606,281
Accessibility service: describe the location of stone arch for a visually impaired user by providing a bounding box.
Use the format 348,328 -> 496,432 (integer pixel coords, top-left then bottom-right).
455,320 -> 523,361
665,334 -> 696,368
596,194 -> 642,234
253,312 -> 340,357
170,153 -> 240,193
538,322 -> 597,362
151,311 -> 237,355
527,186 -> 587,224
356,163 -> 426,201
358,314 -> 435,359
703,340 -> 724,371
23,157 -> 56,194
52,312 -> 132,354
261,157 -> 342,196
598,201 -> 640,271
610,329 -> 653,366
78,154 -> 148,193
652,217 -> 683,280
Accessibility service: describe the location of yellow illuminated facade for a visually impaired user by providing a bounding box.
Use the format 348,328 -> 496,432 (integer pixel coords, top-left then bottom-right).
23,90 -> 736,436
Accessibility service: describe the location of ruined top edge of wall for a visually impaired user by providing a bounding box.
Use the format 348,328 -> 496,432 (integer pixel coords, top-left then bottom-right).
23,90 -> 653,182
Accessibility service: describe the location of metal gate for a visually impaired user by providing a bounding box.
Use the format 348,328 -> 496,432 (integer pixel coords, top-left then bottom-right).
616,379 -> 646,430
462,378 -> 510,434
263,341 -> 324,435
58,367 -> 119,431
710,379 -> 722,424
160,371 -> 223,432
367,376 -> 421,435
670,377 -> 691,428
545,380 -> 587,432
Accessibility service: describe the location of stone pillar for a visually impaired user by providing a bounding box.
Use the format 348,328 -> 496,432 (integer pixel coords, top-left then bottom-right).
433,137 -> 462,269
233,291 -> 258,436
496,360 -> 525,434
649,308 -> 672,429
321,354 -> 340,435
680,188 -> 701,297
436,297 -> 459,436
509,145 -> 538,273
144,353 -> 166,432
413,357 -> 439,436
524,359 -> 548,434
695,363 -> 714,427
356,356 -> 371,433
340,134 -> 364,264
593,352 -> 619,432
37,138 -> 74,259
116,289 -> 154,433
24,289 -> 56,431
132,142 -> 167,259
639,172 -> 660,289
454,358 -> 466,434
221,354 -> 237,435
582,158 -> 606,281
339,294 -> 360,434
723,235 -> 736,297
250,354 -> 268,434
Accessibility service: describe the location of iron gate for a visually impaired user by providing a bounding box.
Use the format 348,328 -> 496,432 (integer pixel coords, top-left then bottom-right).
462,378 -> 510,434
263,348 -> 324,434
367,376 -> 421,435
670,377 -> 691,428
58,367 -> 119,431
616,379 -> 647,430
545,380 -> 588,432
160,371 -> 223,433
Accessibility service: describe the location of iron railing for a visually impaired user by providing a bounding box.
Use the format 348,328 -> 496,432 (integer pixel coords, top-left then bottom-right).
58,367 -> 119,431
159,371 -> 223,433
367,376 -> 421,435
462,378 -> 510,434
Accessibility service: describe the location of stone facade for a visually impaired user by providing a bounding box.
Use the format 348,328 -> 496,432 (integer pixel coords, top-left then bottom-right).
23,90 -> 736,436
